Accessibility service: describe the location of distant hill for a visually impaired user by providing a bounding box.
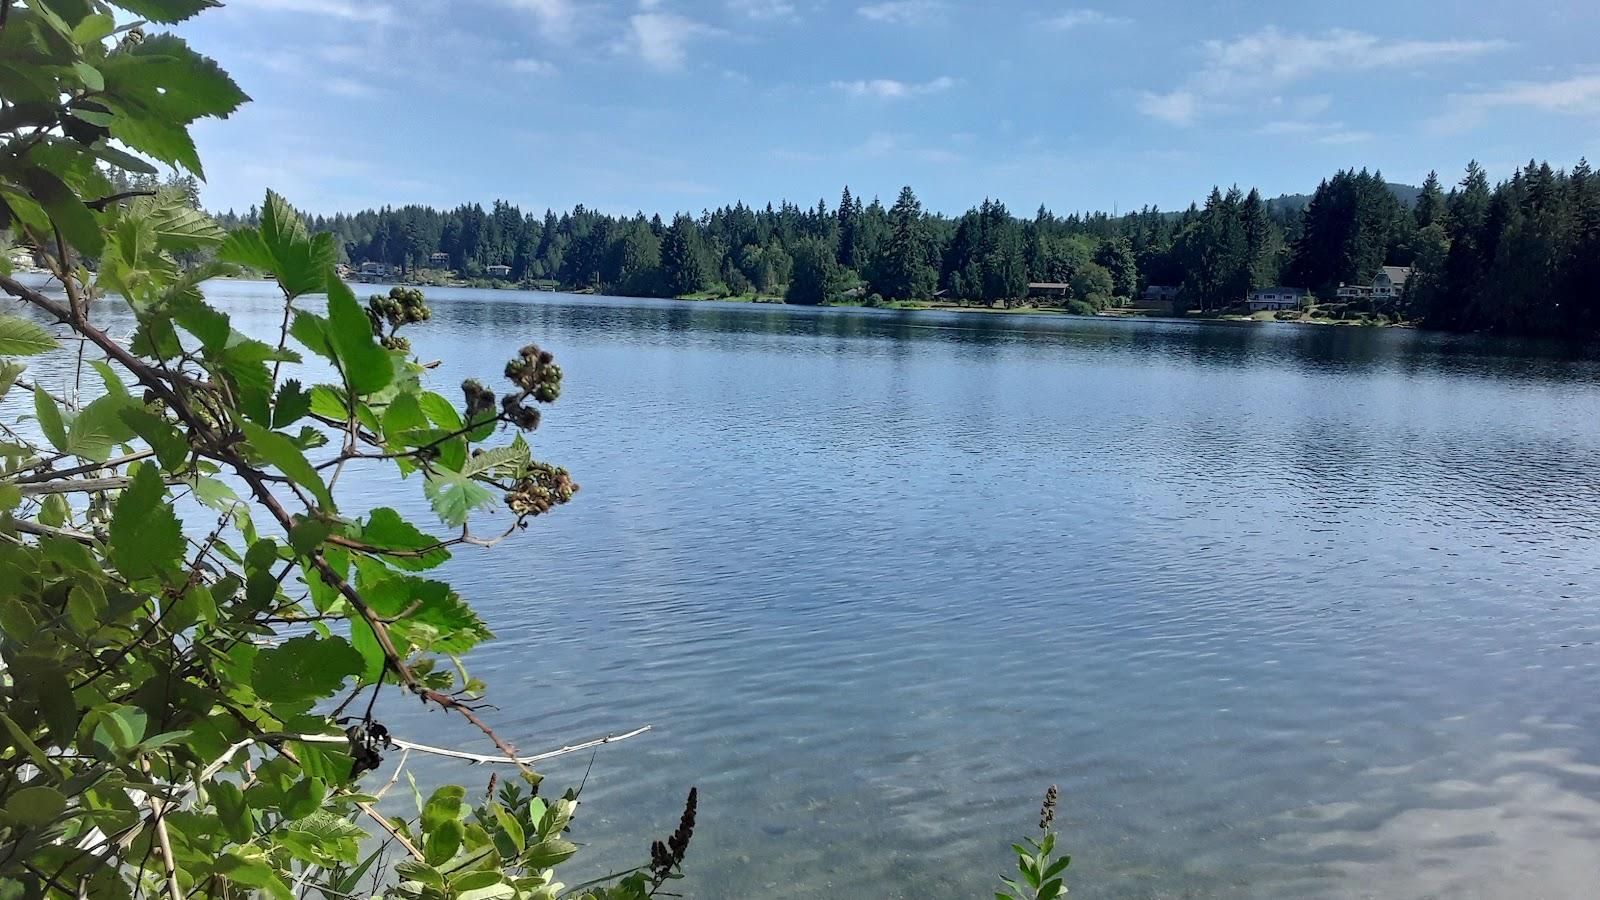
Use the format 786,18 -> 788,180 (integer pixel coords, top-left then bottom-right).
1265,182 -> 1422,216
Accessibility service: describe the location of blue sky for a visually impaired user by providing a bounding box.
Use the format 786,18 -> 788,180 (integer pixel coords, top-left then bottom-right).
182,0 -> 1600,217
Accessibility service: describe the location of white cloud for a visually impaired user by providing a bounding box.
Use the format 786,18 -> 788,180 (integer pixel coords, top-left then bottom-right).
831,75 -> 958,99
728,0 -> 796,20
509,57 -> 557,75
1139,27 -> 1507,126
856,1 -> 945,25
1045,9 -> 1130,29
229,0 -> 394,24
1136,89 -> 1199,126
617,13 -> 717,70
1426,74 -> 1600,133
502,0 -> 576,37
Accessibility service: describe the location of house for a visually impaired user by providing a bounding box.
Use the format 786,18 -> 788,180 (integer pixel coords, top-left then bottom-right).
1245,286 -> 1308,311
1136,284 -> 1181,313
356,261 -> 391,283
1336,266 -> 1412,303
1027,282 -> 1071,300
1335,282 -> 1372,302
486,264 -> 512,278
6,247 -> 35,270
1372,266 -> 1411,300
429,252 -> 451,270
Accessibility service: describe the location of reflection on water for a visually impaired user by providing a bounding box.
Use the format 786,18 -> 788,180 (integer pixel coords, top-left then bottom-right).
9,282 -> 1600,898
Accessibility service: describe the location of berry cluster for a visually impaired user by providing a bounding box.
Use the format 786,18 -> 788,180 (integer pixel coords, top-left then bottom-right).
366,286 -> 431,351
505,462 -> 578,518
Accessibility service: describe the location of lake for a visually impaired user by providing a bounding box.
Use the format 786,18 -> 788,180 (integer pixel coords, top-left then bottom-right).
20,280 -> 1600,898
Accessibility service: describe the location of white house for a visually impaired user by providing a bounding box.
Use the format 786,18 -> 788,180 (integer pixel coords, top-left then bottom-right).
358,261 -> 389,277
1245,286 -> 1309,311
1336,266 -> 1412,303
1372,266 -> 1411,300
429,252 -> 451,270
6,247 -> 35,270
486,264 -> 512,278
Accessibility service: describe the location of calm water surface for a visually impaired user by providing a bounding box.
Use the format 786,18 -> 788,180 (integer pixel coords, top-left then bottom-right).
17,280 -> 1600,898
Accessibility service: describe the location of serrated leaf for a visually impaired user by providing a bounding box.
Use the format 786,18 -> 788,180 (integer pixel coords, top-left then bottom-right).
66,392 -> 136,462
327,277 -> 392,395
354,507 -> 449,571
273,379 -> 311,429
251,635 -> 362,703
0,315 -> 57,355
423,470 -> 494,528
239,421 -> 334,511
120,406 -> 188,469
461,443 -> 529,478
114,0 -> 220,23
109,463 -> 183,580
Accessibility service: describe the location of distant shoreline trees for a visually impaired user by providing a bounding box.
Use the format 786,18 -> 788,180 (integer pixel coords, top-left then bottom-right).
200,159 -> 1599,337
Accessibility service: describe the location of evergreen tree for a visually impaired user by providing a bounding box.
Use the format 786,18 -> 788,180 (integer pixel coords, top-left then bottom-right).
869,186 -> 937,301
660,213 -> 709,295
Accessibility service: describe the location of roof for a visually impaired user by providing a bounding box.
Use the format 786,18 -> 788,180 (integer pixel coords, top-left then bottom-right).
1250,286 -> 1308,294
1379,266 -> 1412,285
1028,282 -> 1071,289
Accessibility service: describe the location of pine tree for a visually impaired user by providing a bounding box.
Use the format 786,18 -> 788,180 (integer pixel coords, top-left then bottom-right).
870,186 -> 936,301
660,214 -> 709,295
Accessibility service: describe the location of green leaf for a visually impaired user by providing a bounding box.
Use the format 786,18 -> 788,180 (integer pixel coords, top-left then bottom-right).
120,406 -> 188,469
211,781 -> 253,844
32,386 -> 67,451
273,378 -> 311,429
239,421 -> 334,511
215,848 -> 292,900
461,442 -> 529,478
114,0 -> 220,24
522,838 -> 578,869
281,776 -> 326,820
422,786 -> 466,833
251,635 -> 362,703
0,315 -> 57,355
425,818 -> 464,866
0,362 -> 24,399
4,786 -> 66,826
20,166 -> 103,256
423,470 -> 495,528
70,13 -> 116,44
108,463 -> 183,580
354,507 -> 449,571
65,392 -> 136,462
327,277 -> 393,395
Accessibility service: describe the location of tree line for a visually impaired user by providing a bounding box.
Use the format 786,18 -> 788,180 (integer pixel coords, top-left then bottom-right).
201,158 -> 1598,336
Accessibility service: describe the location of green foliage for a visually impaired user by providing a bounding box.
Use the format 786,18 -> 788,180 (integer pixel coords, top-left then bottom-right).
0,5 -> 690,898
998,786 -> 1070,900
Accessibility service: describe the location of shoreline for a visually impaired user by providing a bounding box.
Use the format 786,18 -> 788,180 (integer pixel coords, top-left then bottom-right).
221,273 -> 1416,329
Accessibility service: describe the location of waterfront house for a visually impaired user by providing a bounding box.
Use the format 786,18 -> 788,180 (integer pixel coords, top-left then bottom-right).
1373,266 -> 1411,300
6,247 -> 35,270
1027,282 -> 1071,300
430,252 -> 451,270
1336,266 -> 1412,303
1335,282 -> 1372,302
1245,286 -> 1308,311
358,261 -> 389,277
1137,284 -> 1181,313
486,264 -> 512,278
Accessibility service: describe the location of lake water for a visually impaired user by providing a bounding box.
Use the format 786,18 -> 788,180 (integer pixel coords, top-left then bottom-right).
15,280 -> 1600,898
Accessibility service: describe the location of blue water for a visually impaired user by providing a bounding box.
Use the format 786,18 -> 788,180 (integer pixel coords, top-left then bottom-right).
14,281 -> 1600,898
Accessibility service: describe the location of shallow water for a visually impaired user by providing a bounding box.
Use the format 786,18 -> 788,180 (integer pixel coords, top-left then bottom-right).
14,281 -> 1600,897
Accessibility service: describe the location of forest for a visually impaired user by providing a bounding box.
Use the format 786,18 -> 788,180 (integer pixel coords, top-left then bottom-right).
168,160 -> 1600,336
